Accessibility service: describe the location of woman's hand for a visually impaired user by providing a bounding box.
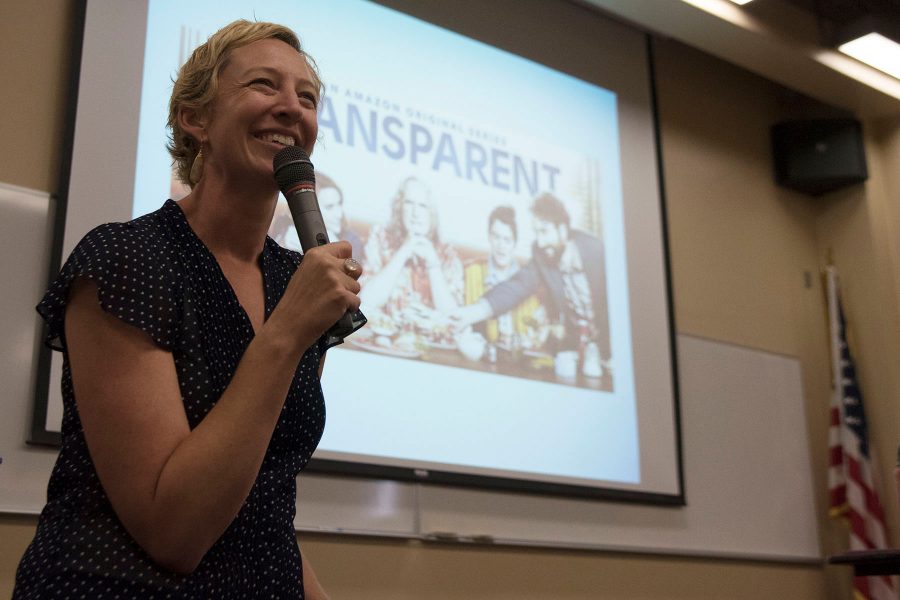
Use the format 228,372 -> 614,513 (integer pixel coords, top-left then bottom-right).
269,241 -> 362,353
407,236 -> 441,269
393,235 -> 420,265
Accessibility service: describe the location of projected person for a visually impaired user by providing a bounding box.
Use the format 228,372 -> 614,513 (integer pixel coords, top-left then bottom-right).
360,176 -> 463,346
13,21 -> 350,599
452,192 -> 609,380
270,171 -> 366,262
462,205 -> 547,356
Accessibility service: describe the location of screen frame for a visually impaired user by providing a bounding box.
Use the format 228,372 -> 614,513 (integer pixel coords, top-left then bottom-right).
30,0 -> 684,506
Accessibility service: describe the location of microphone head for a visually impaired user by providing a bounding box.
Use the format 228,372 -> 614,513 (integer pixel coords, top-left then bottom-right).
273,146 -> 315,194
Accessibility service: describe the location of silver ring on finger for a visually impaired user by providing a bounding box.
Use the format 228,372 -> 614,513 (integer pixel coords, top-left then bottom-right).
342,257 -> 362,276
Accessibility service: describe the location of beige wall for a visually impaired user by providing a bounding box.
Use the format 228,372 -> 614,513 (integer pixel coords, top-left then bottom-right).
3,1 -> 899,598
0,2 -> 74,191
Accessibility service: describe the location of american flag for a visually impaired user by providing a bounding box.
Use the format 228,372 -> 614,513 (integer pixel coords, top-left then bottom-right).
826,267 -> 895,600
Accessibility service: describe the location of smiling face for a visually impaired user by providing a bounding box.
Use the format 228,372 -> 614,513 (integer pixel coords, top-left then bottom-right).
401,179 -> 433,238
488,219 -> 516,270
192,38 -> 319,192
533,216 -> 568,264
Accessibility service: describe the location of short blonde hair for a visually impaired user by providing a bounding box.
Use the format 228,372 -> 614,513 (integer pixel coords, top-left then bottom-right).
166,19 -> 322,187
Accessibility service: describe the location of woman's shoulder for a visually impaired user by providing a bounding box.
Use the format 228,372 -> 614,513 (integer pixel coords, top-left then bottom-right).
70,202 -> 190,279
38,202 -> 190,351
79,201 -> 176,245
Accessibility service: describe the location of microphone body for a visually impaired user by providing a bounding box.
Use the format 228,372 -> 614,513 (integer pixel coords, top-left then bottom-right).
284,181 -> 330,251
274,146 -> 367,348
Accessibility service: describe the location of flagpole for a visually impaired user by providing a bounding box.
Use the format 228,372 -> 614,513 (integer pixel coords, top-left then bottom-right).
821,249 -> 836,392
824,264 -> 897,599
825,265 -> 848,520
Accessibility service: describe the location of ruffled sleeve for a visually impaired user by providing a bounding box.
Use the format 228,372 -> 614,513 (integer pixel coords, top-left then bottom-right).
37,221 -> 183,352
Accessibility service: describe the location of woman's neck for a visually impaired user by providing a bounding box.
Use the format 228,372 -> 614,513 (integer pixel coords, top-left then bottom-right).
177,176 -> 278,264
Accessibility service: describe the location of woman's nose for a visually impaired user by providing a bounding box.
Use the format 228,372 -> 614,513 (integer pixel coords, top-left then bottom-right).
275,90 -> 304,122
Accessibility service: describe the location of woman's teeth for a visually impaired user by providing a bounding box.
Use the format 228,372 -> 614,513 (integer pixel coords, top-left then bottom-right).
256,133 -> 295,146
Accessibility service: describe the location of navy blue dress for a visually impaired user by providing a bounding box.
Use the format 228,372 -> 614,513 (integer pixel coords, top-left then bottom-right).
14,200 -> 326,598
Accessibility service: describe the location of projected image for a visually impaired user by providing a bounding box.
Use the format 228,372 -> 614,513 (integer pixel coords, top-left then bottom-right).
267,176 -> 612,391
134,0 -> 644,490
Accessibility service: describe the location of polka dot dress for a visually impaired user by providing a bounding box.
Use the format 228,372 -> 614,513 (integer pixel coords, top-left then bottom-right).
14,200 -> 327,599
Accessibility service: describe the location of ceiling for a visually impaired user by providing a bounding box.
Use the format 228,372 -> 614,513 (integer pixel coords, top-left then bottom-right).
782,0 -> 900,22
776,0 -> 900,44
784,0 -> 900,21
582,0 -> 900,118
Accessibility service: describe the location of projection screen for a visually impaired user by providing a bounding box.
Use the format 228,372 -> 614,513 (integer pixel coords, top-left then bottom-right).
34,0 -> 682,503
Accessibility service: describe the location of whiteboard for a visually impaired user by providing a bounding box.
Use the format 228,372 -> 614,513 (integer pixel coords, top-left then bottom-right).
412,335 -> 821,561
0,184 -> 821,561
0,183 -> 62,513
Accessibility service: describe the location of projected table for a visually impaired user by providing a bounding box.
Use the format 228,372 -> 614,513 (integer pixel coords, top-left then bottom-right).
347,340 -> 613,392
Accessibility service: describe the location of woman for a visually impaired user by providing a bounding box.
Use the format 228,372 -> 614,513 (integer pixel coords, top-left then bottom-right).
13,20 -> 359,599
360,177 -> 463,345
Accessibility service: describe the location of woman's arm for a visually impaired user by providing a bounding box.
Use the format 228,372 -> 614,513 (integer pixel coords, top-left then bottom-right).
358,239 -> 413,309
449,298 -> 494,330
66,243 -> 360,575
409,238 -> 461,312
426,263 -> 458,311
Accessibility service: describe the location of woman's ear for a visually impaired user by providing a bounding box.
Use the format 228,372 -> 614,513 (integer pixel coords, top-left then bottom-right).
178,106 -> 207,143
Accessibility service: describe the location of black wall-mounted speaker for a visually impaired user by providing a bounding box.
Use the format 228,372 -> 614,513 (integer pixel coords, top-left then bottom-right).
771,118 -> 868,196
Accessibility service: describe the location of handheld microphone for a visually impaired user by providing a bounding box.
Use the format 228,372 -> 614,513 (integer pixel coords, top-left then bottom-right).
274,146 -> 367,348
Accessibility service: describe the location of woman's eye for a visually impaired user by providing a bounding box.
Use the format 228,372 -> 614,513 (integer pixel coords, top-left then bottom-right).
251,78 -> 275,90
299,92 -> 318,108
